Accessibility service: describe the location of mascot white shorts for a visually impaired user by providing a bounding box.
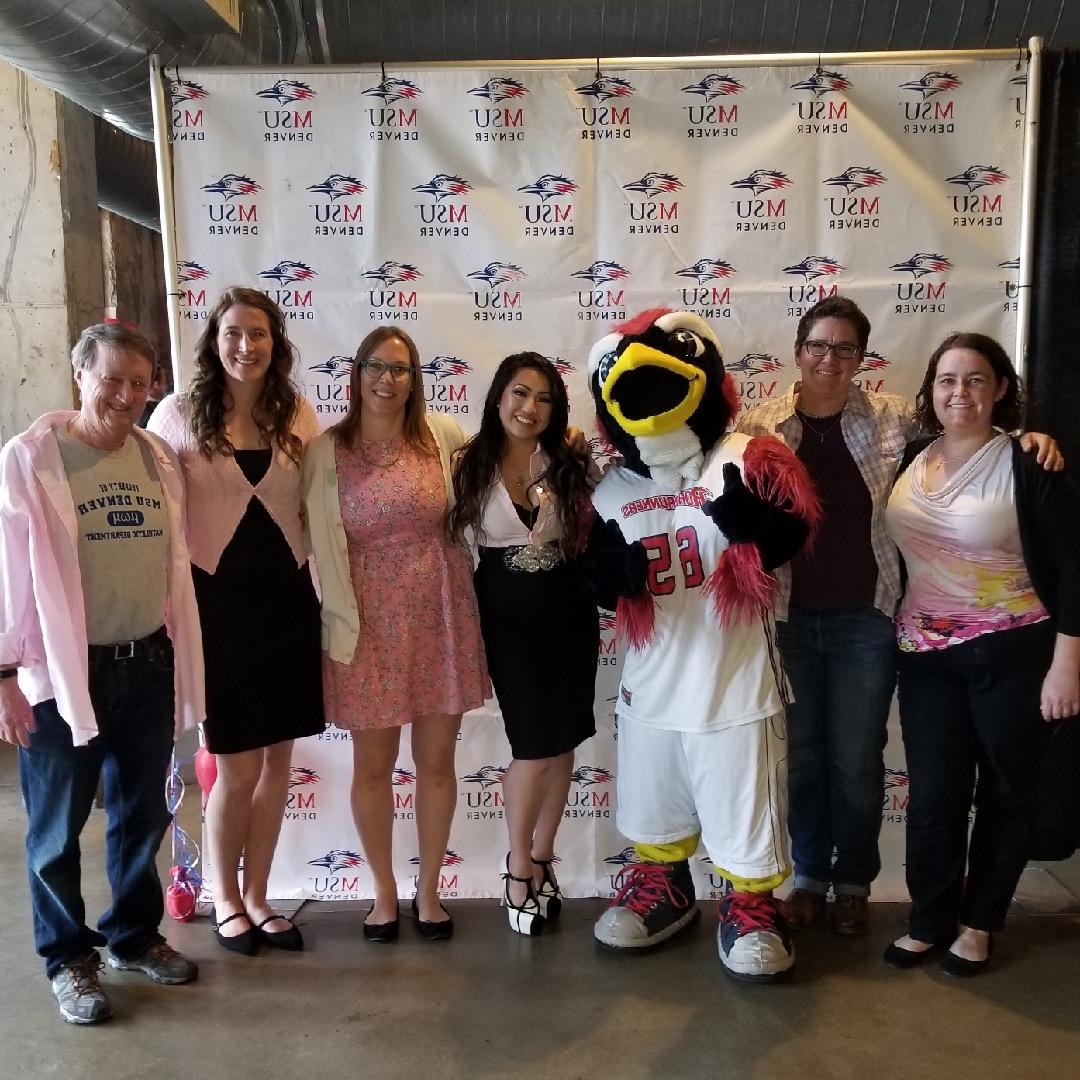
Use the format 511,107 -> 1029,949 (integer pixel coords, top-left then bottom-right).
615,711 -> 791,879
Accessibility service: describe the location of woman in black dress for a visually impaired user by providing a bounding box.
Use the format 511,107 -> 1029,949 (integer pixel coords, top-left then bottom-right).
149,288 -> 324,954
449,353 -> 598,934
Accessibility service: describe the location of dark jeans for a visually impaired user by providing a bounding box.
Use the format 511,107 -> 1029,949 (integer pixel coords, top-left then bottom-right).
777,606 -> 897,896
897,620 -> 1055,941
18,635 -> 175,978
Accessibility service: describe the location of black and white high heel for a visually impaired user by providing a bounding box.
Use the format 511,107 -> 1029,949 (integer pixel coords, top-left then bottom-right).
502,855 -> 545,936
531,857 -> 563,921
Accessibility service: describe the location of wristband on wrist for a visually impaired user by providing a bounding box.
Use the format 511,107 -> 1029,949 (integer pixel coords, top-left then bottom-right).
0,668 -> 18,680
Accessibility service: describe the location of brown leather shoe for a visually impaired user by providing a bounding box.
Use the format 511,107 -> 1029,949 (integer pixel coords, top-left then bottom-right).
831,894 -> 869,935
781,888 -> 826,930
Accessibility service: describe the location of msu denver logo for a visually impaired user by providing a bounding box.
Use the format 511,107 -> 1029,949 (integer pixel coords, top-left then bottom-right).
392,768 -> 416,786
623,172 -> 683,198
575,75 -> 635,100
858,351 -> 891,373
677,258 -> 736,286
422,356 -> 471,380
890,253 -> 952,277
307,174 -> 366,200
170,78 -> 208,103
409,850 -> 465,867
412,174 -> 472,201
469,76 -> 528,102
572,260 -> 630,285
518,174 -> 578,200
682,73 -> 743,100
462,765 -> 507,789
884,768 -> 910,790
999,257 -> 1021,271
308,850 -> 365,871
571,766 -> 612,786
309,356 -> 353,379
363,77 -> 422,103
363,261 -> 422,286
256,79 -> 316,104
258,260 -> 316,286
790,69 -> 853,96
547,356 -> 575,376
731,169 -> 791,196
783,256 -> 845,280
900,71 -> 962,97
729,354 -> 784,377
467,262 -> 525,286
289,767 -> 320,787
202,174 -> 260,199
604,847 -> 636,867
176,260 -> 210,283
824,166 -> 887,193
945,165 -> 1009,192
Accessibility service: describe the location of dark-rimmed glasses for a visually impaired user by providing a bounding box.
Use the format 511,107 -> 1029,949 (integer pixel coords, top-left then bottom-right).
359,358 -> 413,381
802,340 -> 861,360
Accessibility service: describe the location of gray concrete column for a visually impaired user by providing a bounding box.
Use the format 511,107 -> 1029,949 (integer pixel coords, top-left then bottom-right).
0,61 -> 104,444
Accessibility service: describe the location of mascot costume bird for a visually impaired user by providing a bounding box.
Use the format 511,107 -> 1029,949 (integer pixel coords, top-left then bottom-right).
587,308 -> 820,982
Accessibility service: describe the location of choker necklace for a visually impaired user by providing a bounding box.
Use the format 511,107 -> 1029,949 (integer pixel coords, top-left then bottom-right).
796,407 -> 845,442
359,435 -> 403,468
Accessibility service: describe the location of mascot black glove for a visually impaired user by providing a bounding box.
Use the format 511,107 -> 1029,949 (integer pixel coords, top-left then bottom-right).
579,516 -> 650,610
704,462 -> 810,571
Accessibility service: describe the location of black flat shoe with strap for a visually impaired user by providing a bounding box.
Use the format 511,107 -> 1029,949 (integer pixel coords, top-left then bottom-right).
256,914 -> 304,951
212,908 -> 259,956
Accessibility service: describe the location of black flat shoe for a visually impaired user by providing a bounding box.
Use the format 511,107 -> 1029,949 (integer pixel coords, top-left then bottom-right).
256,915 -> 304,952
362,907 -> 400,943
212,909 -> 258,956
412,898 -> 453,941
882,939 -> 943,969
941,936 -> 993,978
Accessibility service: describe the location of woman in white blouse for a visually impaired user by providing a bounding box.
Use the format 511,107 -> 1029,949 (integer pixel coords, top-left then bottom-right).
449,353 -> 599,934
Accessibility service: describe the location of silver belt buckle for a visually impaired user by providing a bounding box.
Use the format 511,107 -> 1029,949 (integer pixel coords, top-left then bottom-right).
503,544 -> 564,573
113,640 -> 136,661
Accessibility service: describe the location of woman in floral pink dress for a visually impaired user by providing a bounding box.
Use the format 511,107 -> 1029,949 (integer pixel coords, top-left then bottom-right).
303,328 -> 488,941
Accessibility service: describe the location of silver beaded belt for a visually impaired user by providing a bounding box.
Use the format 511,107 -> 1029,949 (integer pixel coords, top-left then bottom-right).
503,543 -> 565,573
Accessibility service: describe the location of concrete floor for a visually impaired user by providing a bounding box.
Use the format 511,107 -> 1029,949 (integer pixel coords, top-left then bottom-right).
1,743 -> 1078,1080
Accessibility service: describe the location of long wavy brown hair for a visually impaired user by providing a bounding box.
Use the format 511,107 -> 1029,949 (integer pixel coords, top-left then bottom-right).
449,352 -> 591,554
188,287 -> 303,463
329,327 -> 435,455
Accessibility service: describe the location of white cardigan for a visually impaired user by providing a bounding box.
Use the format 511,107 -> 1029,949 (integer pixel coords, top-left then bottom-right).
302,414 -> 467,664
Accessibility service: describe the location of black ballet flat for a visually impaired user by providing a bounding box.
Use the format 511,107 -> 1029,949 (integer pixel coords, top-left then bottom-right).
412,898 -> 454,941
882,939 -> 945,969
362,907 -> 400,943
256,914 -> 304,952
212,908 -> 259,956
940,936 -> 993,978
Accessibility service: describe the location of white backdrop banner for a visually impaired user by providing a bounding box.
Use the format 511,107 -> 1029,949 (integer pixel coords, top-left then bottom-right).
166,57 -> 1024,902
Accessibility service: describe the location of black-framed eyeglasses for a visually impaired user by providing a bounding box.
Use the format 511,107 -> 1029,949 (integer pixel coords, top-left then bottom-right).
802,340 -> 861,360
359,358 -> 413,381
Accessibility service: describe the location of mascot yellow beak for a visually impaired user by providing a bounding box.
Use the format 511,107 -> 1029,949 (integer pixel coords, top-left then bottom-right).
600,342 -> 705,437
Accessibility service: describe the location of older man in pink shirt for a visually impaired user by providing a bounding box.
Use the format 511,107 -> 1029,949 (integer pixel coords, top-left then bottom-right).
0,323 -> 204,1025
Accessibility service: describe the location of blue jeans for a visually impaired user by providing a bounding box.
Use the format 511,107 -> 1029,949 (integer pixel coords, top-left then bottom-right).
777,606 -> 897,896
19,635 -> 175,978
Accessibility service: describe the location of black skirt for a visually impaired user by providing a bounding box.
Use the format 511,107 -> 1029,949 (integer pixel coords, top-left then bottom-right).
474,546 -> 599,760
193,475 -> 325,755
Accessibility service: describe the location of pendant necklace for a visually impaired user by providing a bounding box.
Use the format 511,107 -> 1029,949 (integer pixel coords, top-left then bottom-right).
796,407 -> 845,443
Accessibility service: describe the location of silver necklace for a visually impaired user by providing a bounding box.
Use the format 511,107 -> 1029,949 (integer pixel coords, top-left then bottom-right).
797,407 -> 845,442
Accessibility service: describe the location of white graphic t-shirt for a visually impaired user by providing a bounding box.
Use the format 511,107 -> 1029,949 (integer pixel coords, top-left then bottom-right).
57,428 -> 169,645
591,432 -> 784,733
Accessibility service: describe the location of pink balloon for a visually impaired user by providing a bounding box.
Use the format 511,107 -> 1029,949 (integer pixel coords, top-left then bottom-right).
194,745 -> 217,805
166,868 -> 199,922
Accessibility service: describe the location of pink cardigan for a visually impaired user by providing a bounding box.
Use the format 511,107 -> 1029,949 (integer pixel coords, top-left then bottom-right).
0,412 -> 205,745
148,393 -> 320,573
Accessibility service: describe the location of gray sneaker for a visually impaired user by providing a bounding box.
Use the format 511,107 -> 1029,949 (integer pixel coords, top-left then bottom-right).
107,941 -> 198,985
51,957 -> 112,1025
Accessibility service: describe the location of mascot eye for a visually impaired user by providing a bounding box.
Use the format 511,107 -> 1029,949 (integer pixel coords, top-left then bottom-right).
670,329 -> 705,359
597,349 -> 618,385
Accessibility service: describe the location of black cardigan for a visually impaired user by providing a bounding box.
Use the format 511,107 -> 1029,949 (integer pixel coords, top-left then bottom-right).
895,436 -> 1080,637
